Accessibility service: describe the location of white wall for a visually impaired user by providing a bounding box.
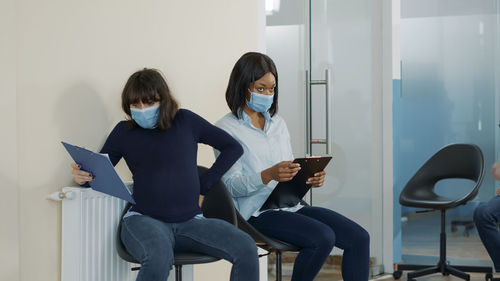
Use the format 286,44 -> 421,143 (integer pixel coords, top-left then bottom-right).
8,1 -> 261,280
0,0 -> 19,280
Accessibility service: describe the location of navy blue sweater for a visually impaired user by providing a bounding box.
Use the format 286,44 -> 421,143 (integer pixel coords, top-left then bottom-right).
100,109 -> 243,223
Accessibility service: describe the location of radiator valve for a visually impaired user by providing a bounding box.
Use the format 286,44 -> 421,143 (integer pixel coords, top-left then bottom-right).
47,191 -> 75,201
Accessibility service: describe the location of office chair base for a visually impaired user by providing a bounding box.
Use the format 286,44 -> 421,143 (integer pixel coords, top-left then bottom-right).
485,273 -> 498,281
395,263 -> 493,281
394,210 -> 492,281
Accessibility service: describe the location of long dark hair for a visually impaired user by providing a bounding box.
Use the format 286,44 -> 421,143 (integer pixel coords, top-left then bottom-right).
121,68 -> 179,130
225,52 -> 279,118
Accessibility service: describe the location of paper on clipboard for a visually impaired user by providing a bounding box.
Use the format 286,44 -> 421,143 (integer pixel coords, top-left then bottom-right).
61,141 -> 136,204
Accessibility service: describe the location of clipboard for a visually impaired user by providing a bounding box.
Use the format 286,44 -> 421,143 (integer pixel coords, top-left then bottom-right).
61,141 -> 136,204
260,156 -> 332,211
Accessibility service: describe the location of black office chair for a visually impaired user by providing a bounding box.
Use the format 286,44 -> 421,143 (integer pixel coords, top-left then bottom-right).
116,166 -> 237,281
235,204 -> 303,281
393,144 -> 493,281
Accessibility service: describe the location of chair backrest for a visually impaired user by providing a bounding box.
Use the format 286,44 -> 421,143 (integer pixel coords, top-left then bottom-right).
198,166 -> 237,226
399,143 -> 484,208
116,202 -> 136,262
116,165 -> 237,262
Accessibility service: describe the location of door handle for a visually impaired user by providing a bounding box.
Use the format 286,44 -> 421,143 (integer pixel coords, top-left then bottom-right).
306,69 -> 331,155
305,70 -> 311,156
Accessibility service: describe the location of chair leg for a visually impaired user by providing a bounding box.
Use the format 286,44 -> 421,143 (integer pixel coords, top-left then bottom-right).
399,210 -> 491,281
438,210 -> 447,275
175,264 -> 182,281
439,211 -> 470,280
453,265 -> 493,274
446,265 -> 470,281
276,250 -> 282,281
397,264 -> 433,271
407,266 -> 440,280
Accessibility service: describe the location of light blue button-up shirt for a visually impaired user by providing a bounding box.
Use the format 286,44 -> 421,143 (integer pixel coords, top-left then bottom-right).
215,110 -> 301,220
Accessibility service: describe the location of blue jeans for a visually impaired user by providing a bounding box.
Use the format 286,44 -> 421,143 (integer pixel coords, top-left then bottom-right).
121,214 -> 259,281
248,206 -> 370,281
474,196 -> 500,271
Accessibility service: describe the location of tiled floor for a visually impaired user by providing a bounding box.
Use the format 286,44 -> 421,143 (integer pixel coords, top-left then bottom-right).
375,272 -> 492,281
267,253 -> 372,281
267,257 -> 341,281
268,262 -> 493,281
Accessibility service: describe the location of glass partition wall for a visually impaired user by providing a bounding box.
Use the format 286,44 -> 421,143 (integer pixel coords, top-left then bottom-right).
396,0 -> 500,268
266,0 -> 387,278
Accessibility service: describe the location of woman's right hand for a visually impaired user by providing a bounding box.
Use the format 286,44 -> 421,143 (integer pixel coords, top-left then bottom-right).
71,162 -> 93,185
261,161 -> 301,185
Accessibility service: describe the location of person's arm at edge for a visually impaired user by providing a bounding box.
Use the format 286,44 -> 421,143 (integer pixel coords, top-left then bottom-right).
489,160 -> 500,196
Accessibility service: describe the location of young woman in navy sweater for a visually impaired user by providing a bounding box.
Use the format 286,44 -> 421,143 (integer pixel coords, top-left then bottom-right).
71,68 -> 258,281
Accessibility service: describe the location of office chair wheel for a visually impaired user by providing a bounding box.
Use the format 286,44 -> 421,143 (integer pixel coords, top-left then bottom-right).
485,273 -> 492,281
392,270 -> 402,279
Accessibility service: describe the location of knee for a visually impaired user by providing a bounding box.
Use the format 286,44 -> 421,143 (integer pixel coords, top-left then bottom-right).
341,224 -> 369,254
313,226 -> 336,252
355,227 -> 370,248
234,231 -> 258,258
345,224 -> 370,255
230,231 -> 259,268
140,243 -> 174,270
474,203 -> 491,225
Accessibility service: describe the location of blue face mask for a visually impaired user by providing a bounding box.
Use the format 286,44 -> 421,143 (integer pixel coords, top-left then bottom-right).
246,91 -> 274,113
130,104 -> 160,129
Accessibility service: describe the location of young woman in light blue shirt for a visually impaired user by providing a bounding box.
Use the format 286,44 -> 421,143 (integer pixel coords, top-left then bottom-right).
216,52 -> 370,281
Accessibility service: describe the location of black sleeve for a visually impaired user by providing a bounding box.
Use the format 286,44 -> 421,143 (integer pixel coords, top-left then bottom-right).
99,122 -> 125,167
186,110 -> 243,195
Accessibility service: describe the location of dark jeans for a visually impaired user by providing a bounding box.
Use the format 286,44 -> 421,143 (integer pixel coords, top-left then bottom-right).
248,206 -> 370,281
121,214 -> 259,281
474,196 -> 500,271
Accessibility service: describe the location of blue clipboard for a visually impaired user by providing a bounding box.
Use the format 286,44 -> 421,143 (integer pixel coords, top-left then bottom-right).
61,141 -> 136,204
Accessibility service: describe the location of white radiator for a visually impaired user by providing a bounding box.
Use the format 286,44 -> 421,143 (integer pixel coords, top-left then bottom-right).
60,186 -> 193,281
61,186 -> 137,281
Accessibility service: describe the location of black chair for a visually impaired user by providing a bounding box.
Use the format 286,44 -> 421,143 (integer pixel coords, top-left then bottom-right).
394,144 -> 493,281
235,205 -> 303,281
116,166 -> 238,281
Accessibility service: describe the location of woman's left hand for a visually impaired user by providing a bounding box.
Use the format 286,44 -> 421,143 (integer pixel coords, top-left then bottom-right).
306,171 -> 326,187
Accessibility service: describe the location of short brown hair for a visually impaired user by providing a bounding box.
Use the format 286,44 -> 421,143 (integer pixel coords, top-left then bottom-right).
121,68 -> 179,130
